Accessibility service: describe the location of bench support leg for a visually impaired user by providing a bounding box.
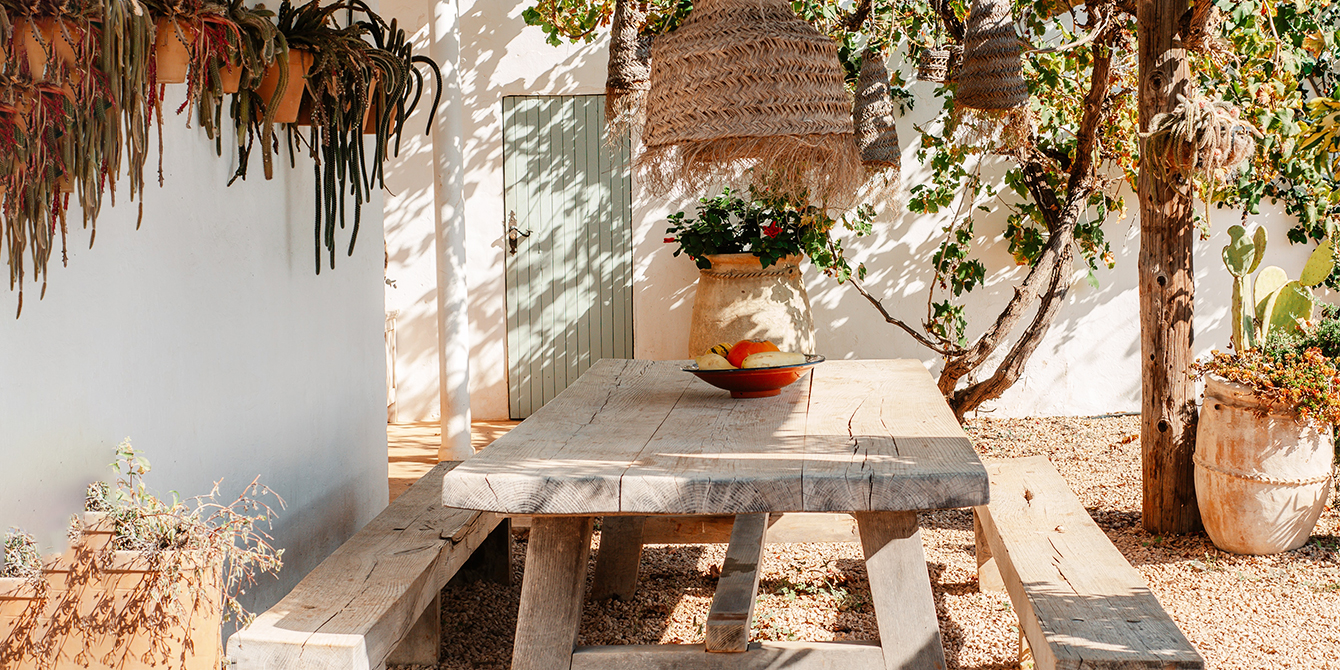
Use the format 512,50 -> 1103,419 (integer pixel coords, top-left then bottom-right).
973,508 -> 1005,593
512,516 -> 594,670
386,591 -> 441,666
855,512 -> 947,670
590,516 -> 646,601
458,517 -> 513,585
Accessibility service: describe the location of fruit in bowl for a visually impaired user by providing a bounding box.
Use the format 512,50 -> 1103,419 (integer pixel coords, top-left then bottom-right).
687,339 -> 823,398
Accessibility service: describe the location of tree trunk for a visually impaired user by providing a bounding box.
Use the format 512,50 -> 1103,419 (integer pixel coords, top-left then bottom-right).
1137,0 -> 1200,534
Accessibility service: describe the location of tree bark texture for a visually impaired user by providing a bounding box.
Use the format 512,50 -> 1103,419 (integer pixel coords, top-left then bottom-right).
1137,0 -> 1201,534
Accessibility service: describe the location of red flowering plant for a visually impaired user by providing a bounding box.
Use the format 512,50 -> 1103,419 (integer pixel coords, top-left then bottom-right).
1193,304 -> 1340,428
664,183 -> 873,281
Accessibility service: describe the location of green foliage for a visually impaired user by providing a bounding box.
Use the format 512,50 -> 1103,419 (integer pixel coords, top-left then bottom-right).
664,184 -> 872,282
1203,0 -> 1340,287
1195,346 -> 1340,428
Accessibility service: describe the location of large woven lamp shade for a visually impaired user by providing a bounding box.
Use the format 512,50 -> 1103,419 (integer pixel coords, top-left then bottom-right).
953,0 -> 1030,146
639,0 -> 862,201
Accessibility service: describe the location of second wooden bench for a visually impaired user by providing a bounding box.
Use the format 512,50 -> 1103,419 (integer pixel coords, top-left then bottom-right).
974,456 -> 1204,670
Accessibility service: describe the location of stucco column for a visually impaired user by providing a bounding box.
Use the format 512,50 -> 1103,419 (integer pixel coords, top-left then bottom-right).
431,0 -> 472,461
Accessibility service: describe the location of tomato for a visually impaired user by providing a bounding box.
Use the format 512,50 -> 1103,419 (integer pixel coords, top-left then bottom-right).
726,339 -> 780,368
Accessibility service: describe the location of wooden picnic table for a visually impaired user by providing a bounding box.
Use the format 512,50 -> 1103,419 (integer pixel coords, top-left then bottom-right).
442,359 -> 989,670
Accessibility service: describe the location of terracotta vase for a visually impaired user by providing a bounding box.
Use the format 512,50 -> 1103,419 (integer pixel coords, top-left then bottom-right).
18,18 -> 49,79
219,62 -> 243,94
257,49 -> 314,124
1195,375 -> 1334,555
687,253 -> 816,357
154,18 -> 196,84
36,18 -> 79,66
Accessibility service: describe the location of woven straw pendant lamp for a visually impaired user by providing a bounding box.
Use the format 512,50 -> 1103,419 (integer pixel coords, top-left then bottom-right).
854,47 -> 900,174
639,0 -> 862,201
605,0 -> 651,138
953,0 -> 1030,147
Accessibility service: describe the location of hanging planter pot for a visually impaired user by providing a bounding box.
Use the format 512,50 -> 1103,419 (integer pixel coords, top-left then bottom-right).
219,62 -> 244,94
854,47 -> 900,173
155,18 -> 197,84
604,0 -> 651,139
916,44 -> 961,83
640,0 -> 862,202
35,18 -> 79,66
953,0 -> 1030,147
17,18 -> 50,80
257,48 -> 314,124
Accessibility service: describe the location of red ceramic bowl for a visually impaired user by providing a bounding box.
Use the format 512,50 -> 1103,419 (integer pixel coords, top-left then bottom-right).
683,355 -> 825,398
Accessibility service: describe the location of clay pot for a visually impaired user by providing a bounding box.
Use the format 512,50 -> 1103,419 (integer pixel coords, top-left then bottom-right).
686,253 -> 816,357
1195,375 -> 1334,555
36,18 -> 79,65
18,18 -> 49,79
155,17 -> 196,84
257,49 -> 314,124
219,62 -> 243,94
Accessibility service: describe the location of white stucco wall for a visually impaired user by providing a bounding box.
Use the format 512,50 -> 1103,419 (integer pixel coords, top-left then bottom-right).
0,86 -> 388,622
386,1 -> 1313,422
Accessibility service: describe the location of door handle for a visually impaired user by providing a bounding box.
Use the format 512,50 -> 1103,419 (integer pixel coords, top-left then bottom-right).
506,212 -> 531,255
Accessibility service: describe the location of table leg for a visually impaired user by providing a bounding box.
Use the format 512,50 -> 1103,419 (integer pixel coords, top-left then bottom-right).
512,516 -> 595,670
590,516 -> 646,601
854,512 -> 947,670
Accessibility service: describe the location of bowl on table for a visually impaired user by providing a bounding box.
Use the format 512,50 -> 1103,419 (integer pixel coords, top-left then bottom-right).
682,354 -> 825,398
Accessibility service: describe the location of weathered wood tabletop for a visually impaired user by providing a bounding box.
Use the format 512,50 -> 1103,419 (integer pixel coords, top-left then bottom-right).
441,359 -> 988,515
442,359 -> 989,670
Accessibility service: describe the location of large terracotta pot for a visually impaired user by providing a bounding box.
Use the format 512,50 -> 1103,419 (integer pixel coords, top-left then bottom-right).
687,253 -> 816,357
1195,375 -> 1335,555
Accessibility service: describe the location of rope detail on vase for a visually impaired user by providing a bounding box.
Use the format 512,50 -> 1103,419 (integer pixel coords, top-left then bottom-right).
702,266 -> 798,279
1192,454 -> 1334,486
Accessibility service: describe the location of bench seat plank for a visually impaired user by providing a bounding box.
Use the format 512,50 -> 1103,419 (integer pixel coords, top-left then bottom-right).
571,642 -> 885,669
228,460 -> 502,670
977,457 -> 1203,670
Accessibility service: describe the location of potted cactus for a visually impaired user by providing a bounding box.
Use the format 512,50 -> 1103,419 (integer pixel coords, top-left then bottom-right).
1193,224 -> 1340,555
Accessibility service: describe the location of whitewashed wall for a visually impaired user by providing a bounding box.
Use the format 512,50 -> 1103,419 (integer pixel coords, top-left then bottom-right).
0,86 -> 388,622
386,1 -> 1311,422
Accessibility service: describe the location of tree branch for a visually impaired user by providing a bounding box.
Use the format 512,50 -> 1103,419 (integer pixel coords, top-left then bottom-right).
1067,30 -> 1114,195
934,0 -> 965,43
843,0 -> 873,32
848,277 -> 963,357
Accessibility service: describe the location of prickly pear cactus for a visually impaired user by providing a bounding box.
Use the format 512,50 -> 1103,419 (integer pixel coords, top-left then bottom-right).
1222,225 -> 1265,353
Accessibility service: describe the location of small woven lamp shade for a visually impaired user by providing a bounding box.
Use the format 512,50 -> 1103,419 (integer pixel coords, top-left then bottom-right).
854,48 -> 900,173
605,0 -> 651,138
953,0 -> 1030,147
639,0 -> 861,201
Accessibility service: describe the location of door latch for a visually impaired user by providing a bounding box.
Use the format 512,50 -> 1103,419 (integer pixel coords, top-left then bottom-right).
506,211 -> 531,256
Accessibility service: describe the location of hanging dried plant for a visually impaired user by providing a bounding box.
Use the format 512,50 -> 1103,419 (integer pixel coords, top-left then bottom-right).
1143,94 -> 1260,185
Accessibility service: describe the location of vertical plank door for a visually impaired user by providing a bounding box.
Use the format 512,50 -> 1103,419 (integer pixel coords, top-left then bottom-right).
502,95 -> 634,419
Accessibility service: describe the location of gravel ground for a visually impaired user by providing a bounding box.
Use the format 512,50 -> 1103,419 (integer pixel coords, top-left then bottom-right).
395,416 -> 1340,670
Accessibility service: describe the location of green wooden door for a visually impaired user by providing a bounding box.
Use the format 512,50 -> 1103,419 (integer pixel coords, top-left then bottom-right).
503,95 -> 633,419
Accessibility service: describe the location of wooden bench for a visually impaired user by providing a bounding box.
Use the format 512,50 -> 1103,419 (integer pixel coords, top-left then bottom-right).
973,456 -> 1204,670
228,460 -> 509,670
